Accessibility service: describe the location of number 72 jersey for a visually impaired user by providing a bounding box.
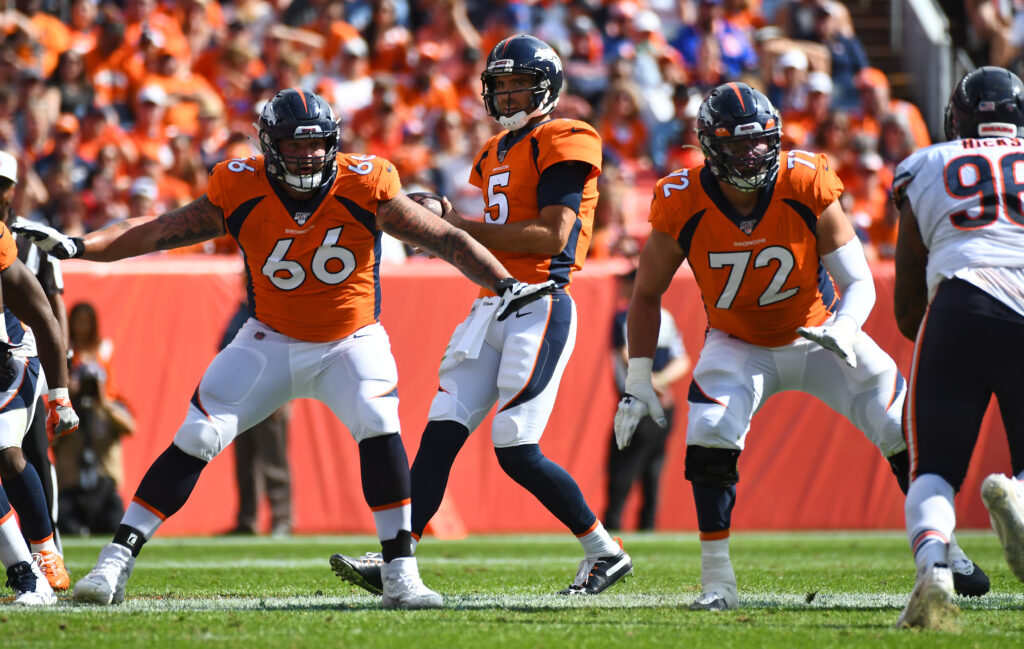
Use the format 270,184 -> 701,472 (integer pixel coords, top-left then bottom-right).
893,137 -> 1024,297
207,153 -> 400,342
649,151 -> 844,347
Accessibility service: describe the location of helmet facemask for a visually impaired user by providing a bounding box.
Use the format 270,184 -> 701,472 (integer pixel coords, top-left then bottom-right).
482,70 -> 556,131
699,128 -> 781,192
256,89 -> 339,193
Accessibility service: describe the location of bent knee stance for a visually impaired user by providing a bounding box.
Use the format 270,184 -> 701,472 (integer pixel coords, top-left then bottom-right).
495,444 -> 595,534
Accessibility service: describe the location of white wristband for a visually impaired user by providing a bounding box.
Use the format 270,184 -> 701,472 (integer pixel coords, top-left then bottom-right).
625,357 -> 655,387
49,387 -> 69,401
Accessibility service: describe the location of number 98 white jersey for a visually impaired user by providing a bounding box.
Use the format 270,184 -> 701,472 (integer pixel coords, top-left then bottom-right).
894,137 -> 1024,306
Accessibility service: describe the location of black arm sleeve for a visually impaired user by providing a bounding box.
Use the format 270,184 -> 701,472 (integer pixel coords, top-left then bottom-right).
536,160 -> 592,214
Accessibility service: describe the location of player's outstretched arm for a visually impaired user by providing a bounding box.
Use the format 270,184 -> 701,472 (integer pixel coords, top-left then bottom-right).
13,195 -> 226,262
377,192 -> 511,292
1,258 -> 78,436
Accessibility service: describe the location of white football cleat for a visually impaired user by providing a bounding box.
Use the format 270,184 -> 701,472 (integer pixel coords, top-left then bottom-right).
895,563 -> 959,630
73,542 -> 136,605
380,557 -> 442,610
7,560 -> 57,606
981,473 -> 1024,582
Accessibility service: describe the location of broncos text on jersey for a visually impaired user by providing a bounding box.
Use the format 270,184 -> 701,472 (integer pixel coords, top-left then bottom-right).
469,118 -> 602,295
650,150 -> 844,346
206,153 -> 400,342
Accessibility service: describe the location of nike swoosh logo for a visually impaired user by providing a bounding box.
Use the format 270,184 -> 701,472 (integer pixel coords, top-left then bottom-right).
515,311 -> 532,318
570,127 -> 582,134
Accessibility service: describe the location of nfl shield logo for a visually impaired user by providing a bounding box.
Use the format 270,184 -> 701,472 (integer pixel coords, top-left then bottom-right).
294,212 -> 310,225
740,220 -> 756,235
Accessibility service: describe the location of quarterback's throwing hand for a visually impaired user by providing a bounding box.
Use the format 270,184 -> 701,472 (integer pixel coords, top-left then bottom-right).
496,279 -> 557,321
797,316 -> 858,368
11,220 -> 83,260
46,388 -> 79,439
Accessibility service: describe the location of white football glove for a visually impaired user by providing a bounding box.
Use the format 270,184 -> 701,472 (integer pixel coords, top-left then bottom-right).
613,358 -> 667,450
797,315 -> 859,368
495,278 -> 557,321
11,220 -> 83,260
47,388 -> 80,438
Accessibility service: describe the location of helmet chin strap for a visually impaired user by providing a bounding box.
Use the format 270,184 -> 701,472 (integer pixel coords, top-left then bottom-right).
495,91 -> 554,131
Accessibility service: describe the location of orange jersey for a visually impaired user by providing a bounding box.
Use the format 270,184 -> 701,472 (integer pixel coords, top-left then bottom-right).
650,151 -> 844,346
469,118 -> 602,295
0,223 -> 15,271
206,153 -> 401,342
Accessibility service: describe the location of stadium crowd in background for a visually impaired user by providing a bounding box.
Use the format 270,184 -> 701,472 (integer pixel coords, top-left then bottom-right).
0,0 -> 957,265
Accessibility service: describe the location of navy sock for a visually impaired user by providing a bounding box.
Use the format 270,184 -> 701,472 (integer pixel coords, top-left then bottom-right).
4,462 -> 52,542
134,444 -> 207,518
691,483 -> 737,533
495,444 -> 596,535
410,421 -> 469,536
358,433 -> 410,508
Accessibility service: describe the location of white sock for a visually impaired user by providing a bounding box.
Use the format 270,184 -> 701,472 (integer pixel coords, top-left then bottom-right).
578,522 -> 621,558
700,537 -> 735,586
0,513 -> 32,568
29,538 -> 59,556
905,473 -> 955,573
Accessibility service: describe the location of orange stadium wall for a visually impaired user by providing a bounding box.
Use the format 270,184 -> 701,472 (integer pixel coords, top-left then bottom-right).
62,257 -> 1011,536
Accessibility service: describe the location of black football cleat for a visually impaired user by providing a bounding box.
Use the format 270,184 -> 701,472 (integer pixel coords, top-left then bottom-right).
558,549 -> 633,595
330,552 -> 384,595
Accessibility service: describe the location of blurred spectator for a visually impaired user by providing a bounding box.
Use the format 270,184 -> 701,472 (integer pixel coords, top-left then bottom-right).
599,80 -> 652,173
49,49 -> 95,118
812,2 -> 867,111
774,0 -> 854,42
83,11 -> 131,115
673,0 -> 758,79
349,75 -> 412,161
33,114 -> 91,196
782,70 -> 833,145
399,41 -> 460,136
768,47 -> 810,114
844,150 -> 894,260
813,108 -> 855,179
662,86 -> 706,174
589,163 -> 641,261
55,302 -> 136,537
412,0 -> 481,80
565,14 -> 608,108
67,0 -> 100,55
364,0 -> 413,75
318,37 -> 374,124
127,85 -> 174,169
852,67 -> 931,150
877,111 -> 918,172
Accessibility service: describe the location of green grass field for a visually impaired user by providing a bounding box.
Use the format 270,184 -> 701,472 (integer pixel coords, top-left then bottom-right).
5,532 -> 1023,648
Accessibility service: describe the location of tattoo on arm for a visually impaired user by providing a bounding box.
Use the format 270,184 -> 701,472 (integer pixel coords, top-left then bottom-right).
152,195 -> 226,250
380,196 -> 506,289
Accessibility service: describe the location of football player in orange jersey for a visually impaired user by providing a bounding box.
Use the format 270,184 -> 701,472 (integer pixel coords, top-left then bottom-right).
613,82 -> 987,610
331,34 -> 633,598
0,154 -> 79,605
14,88 -> 554,609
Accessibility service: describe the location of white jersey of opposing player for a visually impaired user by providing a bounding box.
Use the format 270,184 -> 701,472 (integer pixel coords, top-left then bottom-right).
894,136 -> 1024,315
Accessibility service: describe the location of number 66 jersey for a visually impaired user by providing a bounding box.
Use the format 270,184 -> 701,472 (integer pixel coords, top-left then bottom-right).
206,152 -> 400,342
893,137 -> 1024,302
649,151 -> 844,346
